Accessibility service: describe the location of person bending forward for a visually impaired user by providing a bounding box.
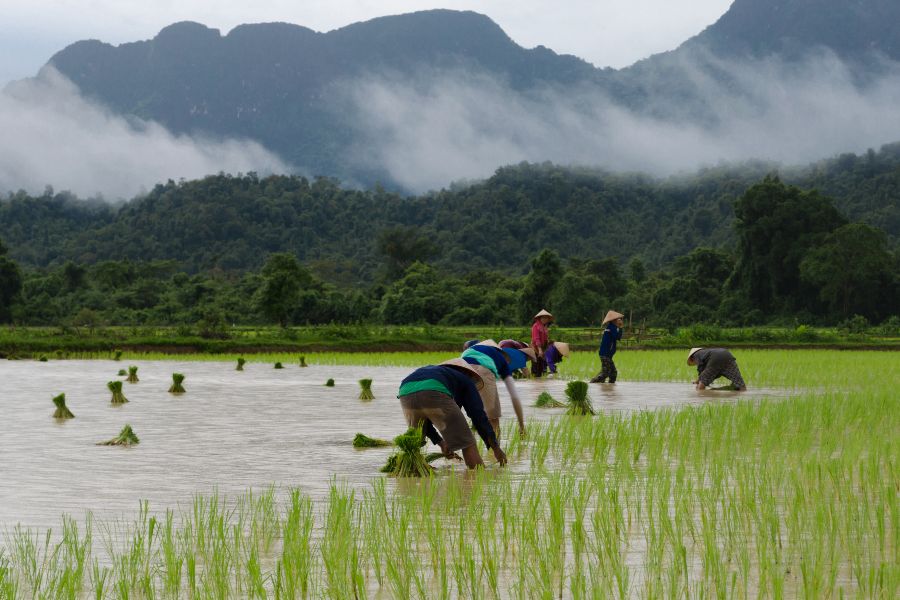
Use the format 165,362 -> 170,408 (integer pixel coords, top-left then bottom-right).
687,347 -> 747,391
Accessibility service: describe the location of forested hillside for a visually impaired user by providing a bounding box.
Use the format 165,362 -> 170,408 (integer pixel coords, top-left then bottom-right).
1,144 -> 898,277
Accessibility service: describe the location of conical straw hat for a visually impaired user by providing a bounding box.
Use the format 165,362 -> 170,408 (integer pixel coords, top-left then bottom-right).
441,358 -> 485,390
533,309 -> 554,321
602,310 -> 625,325
518,347 -> 536,361
554,342 -> 571,357
476,339 -> 501,348
687,347 -> 703,365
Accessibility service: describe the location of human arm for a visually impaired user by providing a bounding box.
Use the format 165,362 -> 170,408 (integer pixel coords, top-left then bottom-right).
458,380 -> 505,464
422,420 -> 442,446
502,376 -> 526,436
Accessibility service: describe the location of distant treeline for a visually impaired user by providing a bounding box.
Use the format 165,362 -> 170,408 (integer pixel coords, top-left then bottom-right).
0,174 -> 897,330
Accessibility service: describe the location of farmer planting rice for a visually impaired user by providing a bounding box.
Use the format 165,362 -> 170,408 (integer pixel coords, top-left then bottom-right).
688,347 -> 748,391
397,358 -> 507,469
543,341 -> 570,377
500,339 -> 535,377
530,309 -> 553,377
461,339 -> 528,437
590,310 -> 625,383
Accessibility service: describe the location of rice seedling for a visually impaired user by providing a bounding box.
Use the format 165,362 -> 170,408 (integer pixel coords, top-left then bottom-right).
535,391 -> 566,408
299,355 -> 308,367
113,350 -> 122,361
117,369 -> 127,376
380,428 -> 431,477
565,380 -> 594,415
168,373 -> 186,394
325,378 -> 335,387
353,433 -> 393,448
236,357 -> 246,371
358,378 -> 375,400
126,365 -> 139,383
97,424 -> 139,447
38,355 -> 47,362
107,380 -> 128,404
274,362 -> 284,369
52,393 -> 75,419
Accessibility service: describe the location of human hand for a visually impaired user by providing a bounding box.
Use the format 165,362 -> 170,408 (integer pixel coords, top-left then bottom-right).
492,446 -> 507,466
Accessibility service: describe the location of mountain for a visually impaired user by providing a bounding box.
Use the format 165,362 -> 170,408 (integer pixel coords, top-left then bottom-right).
35,1 -> 900,188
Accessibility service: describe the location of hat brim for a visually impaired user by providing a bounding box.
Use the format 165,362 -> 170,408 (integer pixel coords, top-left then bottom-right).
440,359 -> 485,390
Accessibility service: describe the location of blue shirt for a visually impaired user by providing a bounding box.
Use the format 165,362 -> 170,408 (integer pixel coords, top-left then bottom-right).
461,345 -> 511,380
598,323 -> 623,357
399,365 -> 498,449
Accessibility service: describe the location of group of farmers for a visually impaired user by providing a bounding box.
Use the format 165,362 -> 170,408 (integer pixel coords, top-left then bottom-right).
397,309 -> 747,469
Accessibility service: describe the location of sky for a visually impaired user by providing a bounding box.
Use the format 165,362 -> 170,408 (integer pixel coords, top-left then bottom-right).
0,0 -> 735,86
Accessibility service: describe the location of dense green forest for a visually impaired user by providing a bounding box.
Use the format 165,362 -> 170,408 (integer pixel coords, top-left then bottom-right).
1,167 -> 897,329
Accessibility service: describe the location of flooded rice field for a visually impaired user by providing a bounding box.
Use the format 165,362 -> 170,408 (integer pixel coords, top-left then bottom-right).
0,359 -> 771,534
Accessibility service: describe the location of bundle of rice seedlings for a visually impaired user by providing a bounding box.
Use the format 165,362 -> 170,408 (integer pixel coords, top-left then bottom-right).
380,428 -> 431,477
274,362 -> 284,369
39,355 -> 48,362
113,350 -> 123,361
117,369 -> 127,376
52,393 -> 75,419
108,380 -> 129,404
126,366 -> 139,383
168,373 -> 186,394
236,357 -> 246,371
55,350 -> 64,359
353,433 -> 393,448
299,355 -> 308,367
565,381 -> 594,415
325,378 -> 335,387
535,392 -> 566,408
358,379 -> 375,400
97,424 -> 139,447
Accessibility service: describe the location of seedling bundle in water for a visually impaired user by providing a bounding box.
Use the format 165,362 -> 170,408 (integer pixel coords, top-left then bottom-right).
169,373 -> 186,394
299,356 -> 308,367
535,392 -> 566,408
274,362 -> 284,369
565,381 -> 594,415
353,433 -> 393,448
325,378 -> 335,387
380,428 -> 431,477
97,424 -> 139,447
236,357 -> 246,371
358,379 -> 374,400
126,366 -> 139,383
113,350 -> 123,361
108,381 -> 128,404
52,393 -> 74,419
117,369 -> 127,376
39,355 -> 48,362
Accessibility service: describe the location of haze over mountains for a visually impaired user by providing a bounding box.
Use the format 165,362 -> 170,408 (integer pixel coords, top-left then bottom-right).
5,0 -> 900,195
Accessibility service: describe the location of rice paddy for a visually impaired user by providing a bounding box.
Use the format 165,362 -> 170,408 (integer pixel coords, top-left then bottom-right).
0,350 -> 896,598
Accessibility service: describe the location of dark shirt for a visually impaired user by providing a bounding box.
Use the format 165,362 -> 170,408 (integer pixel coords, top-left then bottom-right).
399,365 -> 498,449
693,348 -> 735,377
598,323 -> 623,357
462,344 -> 512,380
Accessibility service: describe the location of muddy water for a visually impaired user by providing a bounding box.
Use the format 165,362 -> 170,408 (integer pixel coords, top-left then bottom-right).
0,359 -> 774,534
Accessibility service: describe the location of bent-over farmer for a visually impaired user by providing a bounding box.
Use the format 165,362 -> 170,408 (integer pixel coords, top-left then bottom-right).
461,339 -> 528,438
687,347 -> 747,391
398,358 -> 507,469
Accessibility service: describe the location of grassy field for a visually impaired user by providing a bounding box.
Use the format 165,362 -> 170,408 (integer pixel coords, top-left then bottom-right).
2,323 -> 897,357
0,351 -> 897,598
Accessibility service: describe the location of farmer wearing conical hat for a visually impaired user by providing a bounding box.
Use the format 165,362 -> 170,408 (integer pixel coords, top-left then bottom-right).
687,348 -> 747,391
590,311 -> 625,383
530,309 -> 553,377
544,341 -> 570,376
460,339 -> 529,438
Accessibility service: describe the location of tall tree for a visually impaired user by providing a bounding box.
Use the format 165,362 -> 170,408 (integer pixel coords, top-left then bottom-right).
0,238 -> 23,322
519,249 -> 562,322
254,253 -> 312,327
731,176 -> 846,312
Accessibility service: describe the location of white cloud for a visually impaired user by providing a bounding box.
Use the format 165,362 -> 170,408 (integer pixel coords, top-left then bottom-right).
343,52 -> 900,192
0,68 -> 289,198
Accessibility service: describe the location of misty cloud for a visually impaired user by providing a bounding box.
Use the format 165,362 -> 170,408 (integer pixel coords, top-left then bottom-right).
0,69 -> 289,199
344,51 -> 900,192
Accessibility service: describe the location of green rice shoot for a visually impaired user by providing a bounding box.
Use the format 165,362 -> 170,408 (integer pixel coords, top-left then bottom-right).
168,373 -> 186,394
565,380 -> 594,415
352,433 -> 393,448
113,350 -> 122,361
380,427 -> 431,476
535,391 -> 566,408
236,357 -> 246,371
51,393 -> 74,419
107,380 -> 128,404
325,378 -> 335,387
38,355 -> 48,362
117,368 -> 127,376
126,365 -> 139,383
358,378 -> 374,401
97,424 -> 139,447
274,362 -> 284,369
299,355 -> 308,367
